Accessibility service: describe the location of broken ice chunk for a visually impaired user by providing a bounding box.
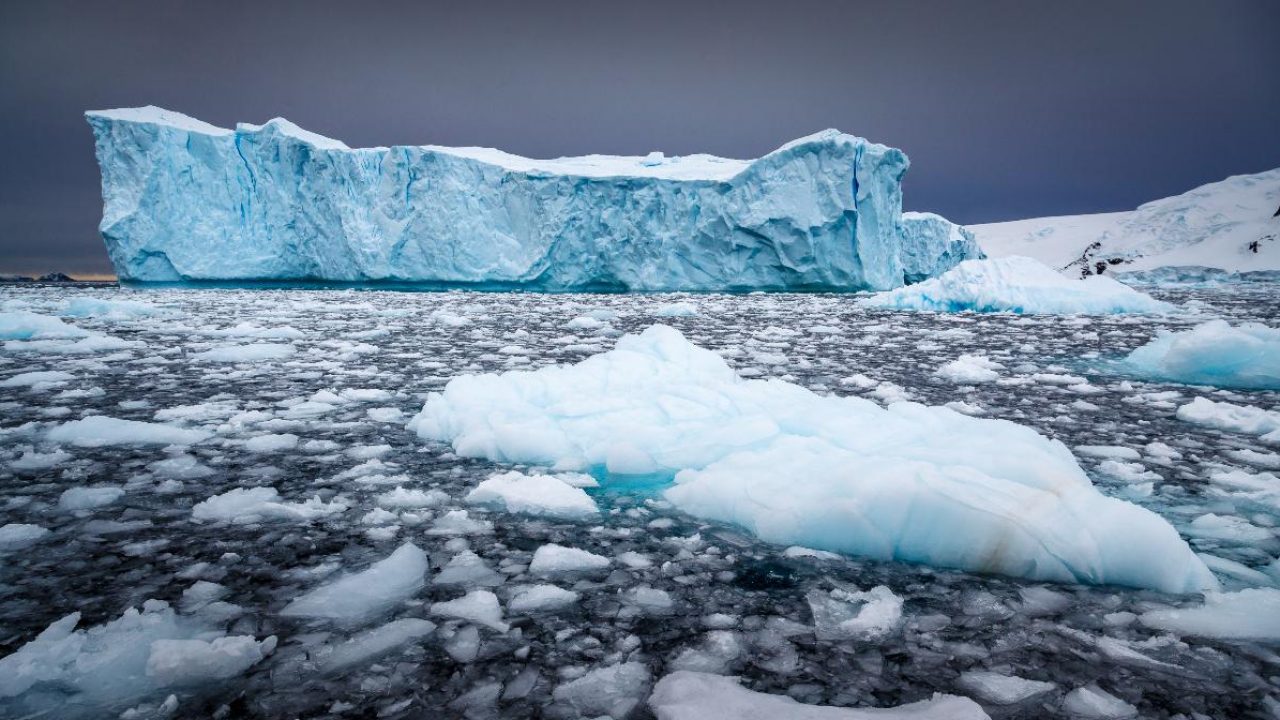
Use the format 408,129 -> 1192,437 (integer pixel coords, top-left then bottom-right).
281,542 -> 428,623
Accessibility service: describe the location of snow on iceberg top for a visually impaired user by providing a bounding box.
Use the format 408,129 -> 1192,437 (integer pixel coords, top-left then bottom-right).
860,255 -> 1175,315
85,106 -> 870,181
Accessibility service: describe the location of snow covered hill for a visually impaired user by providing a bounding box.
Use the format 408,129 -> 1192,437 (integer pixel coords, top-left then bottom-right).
970,168 -> 1280,278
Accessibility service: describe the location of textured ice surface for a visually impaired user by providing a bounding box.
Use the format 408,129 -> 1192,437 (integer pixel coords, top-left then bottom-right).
972,167 -> 1280,276
860,256 -> 1173,314
956,671 -> 1055,705
1123,320 -> 1280,390
464,470 -> 599,520
46,415 -> 211,447
1139,588 -> 1280,641
411,324 -> 1214,591
280,542 -> 428,622
649,671 -> 990,719
2,282 -> 1279,718
85,107 -> 982,290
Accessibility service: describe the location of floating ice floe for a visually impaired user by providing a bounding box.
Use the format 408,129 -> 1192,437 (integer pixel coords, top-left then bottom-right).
0,601 -> 273,717
859,256 -> 1173,315
1061,684 -> 1138,719
956,671 -> 1055,705
1139,588 -> 1280,642
528,544 -> 611,576
648,671 -> 990,719
62,296 -> 166,320
410,324 -> 1215,592
47,415 -> 212,447
508,584 -> 579,614
464,470 -> 599,520
934,354 -> 1002,384
193,343 -> 296,363
553,662 -> 651,719
313,618 -> 436,672
281,542 -> 428,623
192,487 -> 348,524
0,523 -> 50,551
1175,397 -> 1280,441
808,586 -> 903,641
0,310 -> 91,339
58,485 -> 125,511
1123,320 -> 1280,390
429,590 -> 509,631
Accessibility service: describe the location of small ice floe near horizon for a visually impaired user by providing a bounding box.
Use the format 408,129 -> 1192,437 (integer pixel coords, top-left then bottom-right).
648,671 -> 990,719
859,256 -> 1173,315
410,324 -> 1215,592
1122,319 -> 1280,390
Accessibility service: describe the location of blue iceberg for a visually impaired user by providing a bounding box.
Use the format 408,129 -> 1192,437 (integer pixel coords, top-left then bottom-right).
1124,320 -> 1280,390
86,107 -> 979,291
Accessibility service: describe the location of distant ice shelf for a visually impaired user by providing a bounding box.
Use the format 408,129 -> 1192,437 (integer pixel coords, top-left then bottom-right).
86,106 -> 980,291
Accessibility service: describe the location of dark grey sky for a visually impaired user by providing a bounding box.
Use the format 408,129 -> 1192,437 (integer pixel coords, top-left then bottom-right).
2,0 -> 1278,275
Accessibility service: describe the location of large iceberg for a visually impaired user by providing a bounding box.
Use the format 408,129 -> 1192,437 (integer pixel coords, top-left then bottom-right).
408,325 -> 1216,593
86,106 -> 979,290
859,256 -> 1174,314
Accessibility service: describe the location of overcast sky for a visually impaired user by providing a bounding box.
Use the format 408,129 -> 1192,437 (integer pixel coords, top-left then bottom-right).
2,0 -> 1278,275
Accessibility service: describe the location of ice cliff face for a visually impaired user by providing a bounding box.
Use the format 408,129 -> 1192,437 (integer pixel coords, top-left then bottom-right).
86,106 -> 978,290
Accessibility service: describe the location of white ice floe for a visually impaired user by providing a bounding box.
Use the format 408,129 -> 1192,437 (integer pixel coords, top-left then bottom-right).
648,671 -> 990,719
315,618 -> 436,672
655,301 -> 699,318
243,433 -> 300,453
956,671 -> 1055,705
376,486 -> 449,509
63,296 -> 165,320
46,415 -> 212,447
1123,320 -> 1280,390
528,544 -> 610,576
0,523 -> 50,551
192,487 -> 348,524
0,310 -> 91,339
145,635 -> 276,685
1175,397 -> 1280,442
433,550 -> 504,587
58,485 -> 125,511
808,586 -> 903,641
1,370 -> 76,388
508,584 -> 580,614
410,325 -> 1215,592
281,542 -> 428,623
934,354 -> 1002,384
1061,684 -> 1138,719
193,343 -> 295,363
429,590 -> 509,631
0,601 -> 272,715
553,662 -> 652,720
426,509 -> 494,535
464,470 -> 599,520
859,256 -> 1172,315
1139,588 -> 1280,642
9,449 -> 72,471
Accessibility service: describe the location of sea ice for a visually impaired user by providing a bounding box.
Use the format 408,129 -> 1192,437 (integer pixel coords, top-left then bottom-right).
956,671 -> 1055,705
808,586 -> 903,641
411,324 -> 1215,592
46,415 -> 211,447
0,523 -> 50,551
58,485 -> 125,511
464,470 -> 599,520
145,635 -> 276,685
528,544 -> 611,576
859,256 -> 1172,315
1175,397 -> 1280,441
429,590 -> 509,631
192,487 -> 348,524
1123,320 -> 1280,390
1060,684 -> 1138,719
552,662 -> 651,719
193,343 -> 296,363
935,354 -> 1002,384
1139,588 -> 1280,641
316,618 -> 436,672
0,310 -> 91,339
648,671 -> 990,719
281,542 -> 428,623
507,584 -> 579,614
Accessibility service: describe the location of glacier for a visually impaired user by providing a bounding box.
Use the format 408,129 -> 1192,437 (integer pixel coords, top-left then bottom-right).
86,106 -> 979,291
408,324 -> 1216,593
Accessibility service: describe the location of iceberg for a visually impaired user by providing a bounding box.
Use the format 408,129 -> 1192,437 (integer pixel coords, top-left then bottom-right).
1123,320 -> 1280,390
859,256 -> 1174,314
409,325 -> 1216,592
86,106 -> 980,291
